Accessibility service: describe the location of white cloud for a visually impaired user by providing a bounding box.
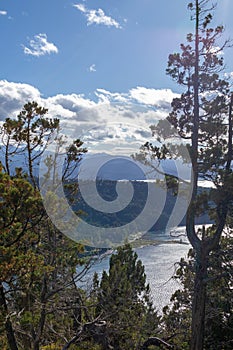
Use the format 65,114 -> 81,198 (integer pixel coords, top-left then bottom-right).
0,80 -> 177,121
89,64 -> 96,72
0,10 -> 7,16
74,3 -> 86,13
23,33 -> 58,57
129,87 -> 179,109
208,46 -> 224,56
95,88 -> 129,103
87,9 -> 121,28
73,4 -> 121,28
95,87 -> 179,111
46,93 -> 97,120
0,80 -> 179,155
224,71 -> 233,80
0,80 -> 42,120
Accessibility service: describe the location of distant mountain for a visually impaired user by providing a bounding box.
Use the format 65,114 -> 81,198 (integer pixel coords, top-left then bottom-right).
76,152 -> 192,182
0,146 -> 28,173
0,148 -> 192,181
65,178 -> 212,236
0,149 -> 212,236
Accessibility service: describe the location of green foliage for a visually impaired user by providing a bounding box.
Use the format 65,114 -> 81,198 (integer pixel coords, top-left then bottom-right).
0,103 -> 87,350
130,2 -> 233,349
1,101 -> 60,185
91,244 -> 160,350
162,233 -> 233,349
138,2 -> 233,348
0,165 -> 85,349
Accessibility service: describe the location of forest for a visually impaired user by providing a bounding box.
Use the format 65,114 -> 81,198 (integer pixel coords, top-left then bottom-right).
0,1 -> 233,349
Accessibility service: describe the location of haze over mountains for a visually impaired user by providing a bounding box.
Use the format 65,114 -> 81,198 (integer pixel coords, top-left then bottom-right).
72,152 -> 192,181
0,148 -> 211,241
0,146 -> 191,180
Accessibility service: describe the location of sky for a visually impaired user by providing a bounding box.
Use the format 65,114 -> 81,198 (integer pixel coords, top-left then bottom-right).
1,0 -> 233,155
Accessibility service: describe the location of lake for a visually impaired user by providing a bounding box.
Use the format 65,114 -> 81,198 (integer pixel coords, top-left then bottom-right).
79,230 -> 191,314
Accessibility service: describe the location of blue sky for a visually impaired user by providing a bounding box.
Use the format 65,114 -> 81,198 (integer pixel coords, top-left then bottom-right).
1,0 -> 232,98
1,0 -> 233,157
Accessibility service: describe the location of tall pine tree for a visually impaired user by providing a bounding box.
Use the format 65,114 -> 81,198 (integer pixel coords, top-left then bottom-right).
146,1 -> 233,348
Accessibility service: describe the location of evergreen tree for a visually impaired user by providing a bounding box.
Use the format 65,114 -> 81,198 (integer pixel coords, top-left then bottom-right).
0,103 -> 88,350
92,244 -> 160,350
1,101 -> 59,186
0,166 -> 43,350
162,232 -> 233,349
141,1 -> 233,348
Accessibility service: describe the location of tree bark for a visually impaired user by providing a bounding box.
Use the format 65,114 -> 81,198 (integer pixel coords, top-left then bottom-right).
0,283 -> 19,350
187,2 -> 206,348
190,245 -> 208,350
140,336 -> 174,349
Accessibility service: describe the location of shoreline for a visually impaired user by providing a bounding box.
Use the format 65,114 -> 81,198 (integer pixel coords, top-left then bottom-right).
130,237 -> 189,249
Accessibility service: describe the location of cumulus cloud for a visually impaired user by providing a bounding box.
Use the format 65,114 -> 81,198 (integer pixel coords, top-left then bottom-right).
95,89 -> 129,103
0,80 -> 42,120
80,123 -> 155,156
129,87 -> 179,109
73,3 -> 121,28
0,80 -> 179,154
46,93 -> 97,121
23,33 -> 58,57
0,10 -> 7,16
0,80 -> 177,121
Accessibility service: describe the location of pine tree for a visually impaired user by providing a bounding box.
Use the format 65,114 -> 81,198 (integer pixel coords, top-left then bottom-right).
1,101 -> 59,186
144,1 -> 233,348
162,232 -> 233,349
93,244 -> 160,350
0,103 -> 87,350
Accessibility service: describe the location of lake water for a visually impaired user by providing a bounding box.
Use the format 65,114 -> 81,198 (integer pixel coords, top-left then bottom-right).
136,242 -> 190,312
79,230 -> 191,314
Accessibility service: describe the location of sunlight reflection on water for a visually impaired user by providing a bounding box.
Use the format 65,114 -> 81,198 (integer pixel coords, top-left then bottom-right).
79,228 -> 191,314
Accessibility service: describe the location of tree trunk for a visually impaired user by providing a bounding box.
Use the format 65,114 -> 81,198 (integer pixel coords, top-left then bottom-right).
140,337 -> 174,349
190,84 -> 233,350
0,283 -> 19,350
5,137 -> 10,175
190,245 -> 208,350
